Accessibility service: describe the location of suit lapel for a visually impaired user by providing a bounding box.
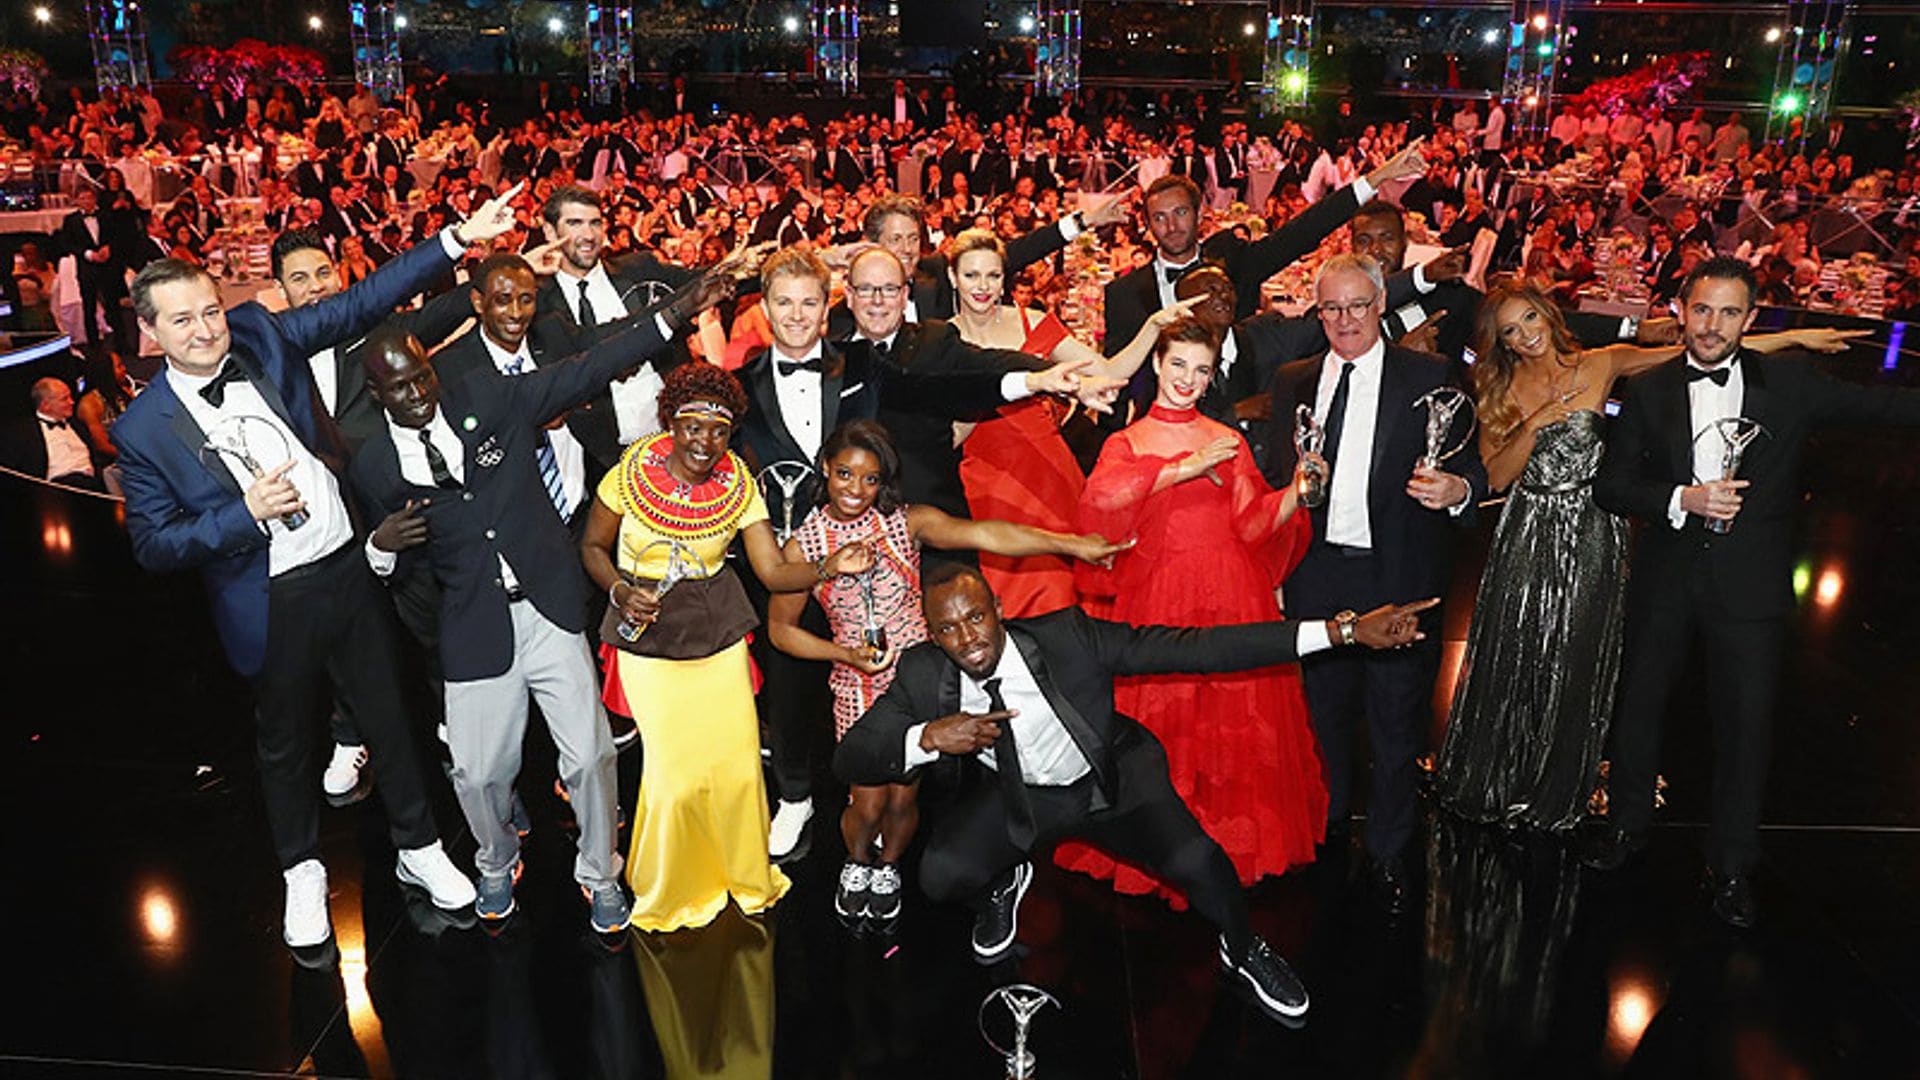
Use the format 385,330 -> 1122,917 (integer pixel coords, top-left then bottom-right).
1733,350 -> 1772,476
1005,624 -> 1113,799
1663,360 -> 1694,483
820,342 -> 847,440
156,378 -> 243,499
748,354 -> 808,464
1369,349 -> 1408,513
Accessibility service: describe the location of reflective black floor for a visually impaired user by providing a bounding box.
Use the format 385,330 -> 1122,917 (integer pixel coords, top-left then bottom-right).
6,346 -> 1920,1079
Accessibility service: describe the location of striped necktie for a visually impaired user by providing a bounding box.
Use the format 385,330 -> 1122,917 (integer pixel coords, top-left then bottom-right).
500,355 -> 569,519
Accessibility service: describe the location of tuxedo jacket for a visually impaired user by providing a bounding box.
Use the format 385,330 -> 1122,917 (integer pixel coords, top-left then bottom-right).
57,210 -> 129,282
348,315 -> 671,682
1262,343 -> 1489,603
1594,350 -> 1920,620
733,339 -> 1019,532
1104,182 -> 1367,357
834,608 -> 1309,800
111,234 -> 457,678
2,413 -> 102,478
824,219 -> 1070,340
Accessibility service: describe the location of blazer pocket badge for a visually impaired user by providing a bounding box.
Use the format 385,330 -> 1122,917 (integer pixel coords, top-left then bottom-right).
474,435 -> 505,469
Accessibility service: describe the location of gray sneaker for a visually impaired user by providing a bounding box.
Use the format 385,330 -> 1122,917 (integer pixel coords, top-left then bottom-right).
476,872 -> 516,921
586,883 -> 631,933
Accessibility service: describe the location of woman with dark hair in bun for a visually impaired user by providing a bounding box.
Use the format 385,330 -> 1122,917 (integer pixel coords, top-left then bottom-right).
580,362 -> 875,932
767,418 -> 1126,933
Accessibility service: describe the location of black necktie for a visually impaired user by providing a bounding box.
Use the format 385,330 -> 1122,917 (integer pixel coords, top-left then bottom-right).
199,360 -> 249,408
575,280 -> 597,328
420,429 -> 459,489
1321,360 -> 1356,474
777,357 -> 825,376
1688,365 -> 1731,387
982,677 -> 1037,850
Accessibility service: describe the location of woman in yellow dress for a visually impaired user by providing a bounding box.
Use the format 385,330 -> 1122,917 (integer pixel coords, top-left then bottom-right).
581,362 -> 871,932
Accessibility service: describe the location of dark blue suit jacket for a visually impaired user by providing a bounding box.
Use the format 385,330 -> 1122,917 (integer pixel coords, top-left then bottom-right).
110,234 -> 460,678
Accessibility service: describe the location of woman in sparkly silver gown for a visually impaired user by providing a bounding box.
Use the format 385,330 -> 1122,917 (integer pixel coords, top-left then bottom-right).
1434,285 -> 1861,830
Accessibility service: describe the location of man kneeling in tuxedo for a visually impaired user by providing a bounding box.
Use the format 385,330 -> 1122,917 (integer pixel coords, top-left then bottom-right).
834,561 -> 1433,1022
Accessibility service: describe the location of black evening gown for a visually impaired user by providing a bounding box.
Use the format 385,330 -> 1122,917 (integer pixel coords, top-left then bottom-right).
1435,409 -> 1627,831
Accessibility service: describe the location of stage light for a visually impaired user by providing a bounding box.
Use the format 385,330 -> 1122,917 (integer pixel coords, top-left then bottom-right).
1282,70 -> 1306,94
32,4 -> 51,23
394,13 -> 407,28
1531,14 -> 1549,31
1524,93 -> 1540,108
1776,92 -> 1802,115
1018,14 -> 1034,33
782,13 -> 800,33
1764,26 -> 1783,43
1536,41 -> 1555,57
1481,29 -> 1498,45
546,15 -> 563,33
307,13 -> 322,30
1243,21 -> 1257,37
1816,568 -> 1844,608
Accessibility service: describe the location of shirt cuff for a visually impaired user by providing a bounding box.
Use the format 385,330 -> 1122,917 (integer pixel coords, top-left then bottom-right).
903,724 -> 940,769
365,534 -> 398,577
1295,618 -> 1333,657
1447,484 -> 1472,516
437,226 -> 467,259
1412,263 -> 1436,294
1058,212 -> 1083,243
1620,316 -> 1638,341
1666,485 -> 1687,529
1001,370 -> 1035,402
1352,176 -> 1376,204
654,312 -> 674,339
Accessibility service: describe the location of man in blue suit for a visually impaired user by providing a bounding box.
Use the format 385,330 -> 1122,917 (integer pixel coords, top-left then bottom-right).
110,185 -> 525,954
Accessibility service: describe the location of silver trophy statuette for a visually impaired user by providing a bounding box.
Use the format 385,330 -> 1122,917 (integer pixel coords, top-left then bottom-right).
1696,416 -> 1769,536
200,414 -> 307,530
857,569 -> 887,657
615,538 -> 708,643
1411,386 -> 1478,471
756,461 -> 815,544
1293,403 -> 1328,508
979,984 -> 1061,1080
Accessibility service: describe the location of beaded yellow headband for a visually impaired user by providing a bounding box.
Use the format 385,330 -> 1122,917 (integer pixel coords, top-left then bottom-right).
674,400 -> 734,423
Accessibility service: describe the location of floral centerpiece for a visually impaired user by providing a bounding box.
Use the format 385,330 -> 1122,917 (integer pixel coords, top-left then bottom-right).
0,47 -> 49,98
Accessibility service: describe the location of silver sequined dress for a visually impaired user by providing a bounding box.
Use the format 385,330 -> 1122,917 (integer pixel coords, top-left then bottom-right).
1435,410 -> 1627,831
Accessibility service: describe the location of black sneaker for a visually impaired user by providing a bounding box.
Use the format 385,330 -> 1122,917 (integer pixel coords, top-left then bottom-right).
1580,825 -> 1647,872
866,863 -> 903,924
834,862 -> 871,926
971,861 -> 1032,964
1219,935 -> 1310,1021
1706,870 -> 1757,929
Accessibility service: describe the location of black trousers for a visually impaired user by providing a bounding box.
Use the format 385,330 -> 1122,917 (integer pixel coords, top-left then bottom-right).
745,571 -> 831,803
1288,546 -> 1439,865
1609,555 -> 1786,876
917,724 -> 1252,958
253,543 -> 440,868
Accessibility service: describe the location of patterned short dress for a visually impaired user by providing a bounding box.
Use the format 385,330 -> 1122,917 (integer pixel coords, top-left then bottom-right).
792,504 -> 927,740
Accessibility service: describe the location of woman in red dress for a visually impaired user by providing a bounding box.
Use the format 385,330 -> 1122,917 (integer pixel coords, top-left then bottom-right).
1054,319 -> 1329,904
945,228 -> 1197,618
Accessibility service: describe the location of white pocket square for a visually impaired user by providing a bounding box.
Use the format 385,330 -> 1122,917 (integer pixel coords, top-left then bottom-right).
840,382 -> 866,399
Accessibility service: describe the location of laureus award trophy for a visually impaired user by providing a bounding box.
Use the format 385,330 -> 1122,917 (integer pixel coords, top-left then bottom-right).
1293,403 -> 1327,508
1696,416 -> 1769,536
200,415 -> 308,530
857,568 -> 887,658
615,538 -> 708,643
1411,386 -> 1478,471
979,984 -> 1060,1080
756,461 -> 814,544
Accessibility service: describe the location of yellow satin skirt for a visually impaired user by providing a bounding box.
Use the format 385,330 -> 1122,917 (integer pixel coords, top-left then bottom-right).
618,639 -> 791,932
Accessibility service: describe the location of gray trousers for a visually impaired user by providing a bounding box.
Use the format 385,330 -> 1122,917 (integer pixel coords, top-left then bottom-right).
445,600 -> 619,890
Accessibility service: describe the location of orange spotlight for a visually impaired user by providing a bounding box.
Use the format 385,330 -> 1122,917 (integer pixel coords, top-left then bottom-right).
1814,568 -> 1843,609
140,886 -> 178,945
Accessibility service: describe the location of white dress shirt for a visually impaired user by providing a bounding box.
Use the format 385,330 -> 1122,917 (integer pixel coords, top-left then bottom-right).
770,340 -> 827,462
1668,355 -> 1746,528
36,413 -> 93,479
361,410 -> 524,592
307,346 -> 338,416
1315,337 -> 1387,549
480,334 -> 587,519
561,260 -> 663,447
168,363 -> 352,576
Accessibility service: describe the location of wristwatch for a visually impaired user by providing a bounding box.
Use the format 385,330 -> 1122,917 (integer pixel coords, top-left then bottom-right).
1333,610 -> 1358,647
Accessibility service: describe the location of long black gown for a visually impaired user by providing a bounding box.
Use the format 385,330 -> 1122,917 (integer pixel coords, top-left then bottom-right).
1435,409 -> 1627,831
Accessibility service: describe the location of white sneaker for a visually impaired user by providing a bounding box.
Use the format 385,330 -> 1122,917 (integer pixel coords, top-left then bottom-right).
396,841 -> 478,910
283,859 -> 332,948
322,744 -> 368,798
768,798 -> 814,861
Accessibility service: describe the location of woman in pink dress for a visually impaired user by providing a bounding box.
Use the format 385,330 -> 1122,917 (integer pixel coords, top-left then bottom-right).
767,420 -> 1126,932
1055,319 -> 1329,905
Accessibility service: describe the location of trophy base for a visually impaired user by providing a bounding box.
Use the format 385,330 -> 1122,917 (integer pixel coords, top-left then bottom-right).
1003,1050 -> 1036,1079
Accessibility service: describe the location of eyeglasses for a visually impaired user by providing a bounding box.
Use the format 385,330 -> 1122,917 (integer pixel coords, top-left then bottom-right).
1318,295 -> 1380,321
849,283 -> 906,300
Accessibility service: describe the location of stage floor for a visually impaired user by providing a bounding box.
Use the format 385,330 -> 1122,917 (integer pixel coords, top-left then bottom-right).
5,352 -> 1920,1078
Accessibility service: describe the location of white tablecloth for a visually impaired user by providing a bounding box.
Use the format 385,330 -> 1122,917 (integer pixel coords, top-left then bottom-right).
0,208 -> 70,235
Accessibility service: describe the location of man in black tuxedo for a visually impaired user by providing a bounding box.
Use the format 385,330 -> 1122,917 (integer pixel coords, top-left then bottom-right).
348,270 -> 727,929
818,130 -> 867,191
836,563 -> 1434,1021
5,377 -> 104,490
737,247 -> 1115,864
58,186 -> 131,355
1588,258 -> 1920,926
529,186 -> 697,477
1260,254 -> 1488,913
1103,140 -> 1431,398
1345,200 -> 1479,365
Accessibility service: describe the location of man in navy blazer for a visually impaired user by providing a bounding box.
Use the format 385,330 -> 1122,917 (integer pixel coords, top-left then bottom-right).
110,185 -> 525,954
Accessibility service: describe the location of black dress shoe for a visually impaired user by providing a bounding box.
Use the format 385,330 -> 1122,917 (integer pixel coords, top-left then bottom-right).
1368,857 -> 1409,918
971,861 -> 1032,964
1219,935 -> 1310,1020
1707,871 -> 1757,929
1579,825 -> 1647,871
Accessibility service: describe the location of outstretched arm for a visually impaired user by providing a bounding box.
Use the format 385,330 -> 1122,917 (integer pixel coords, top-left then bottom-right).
907,503 -> 1131,564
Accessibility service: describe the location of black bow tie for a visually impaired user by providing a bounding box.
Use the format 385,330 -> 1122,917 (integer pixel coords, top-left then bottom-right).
776,357 -> 825,376
40,417 -> 67,430
1163,263 -> 1196,284
1688,364 -> 1732,387
198,360 -> 249,407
